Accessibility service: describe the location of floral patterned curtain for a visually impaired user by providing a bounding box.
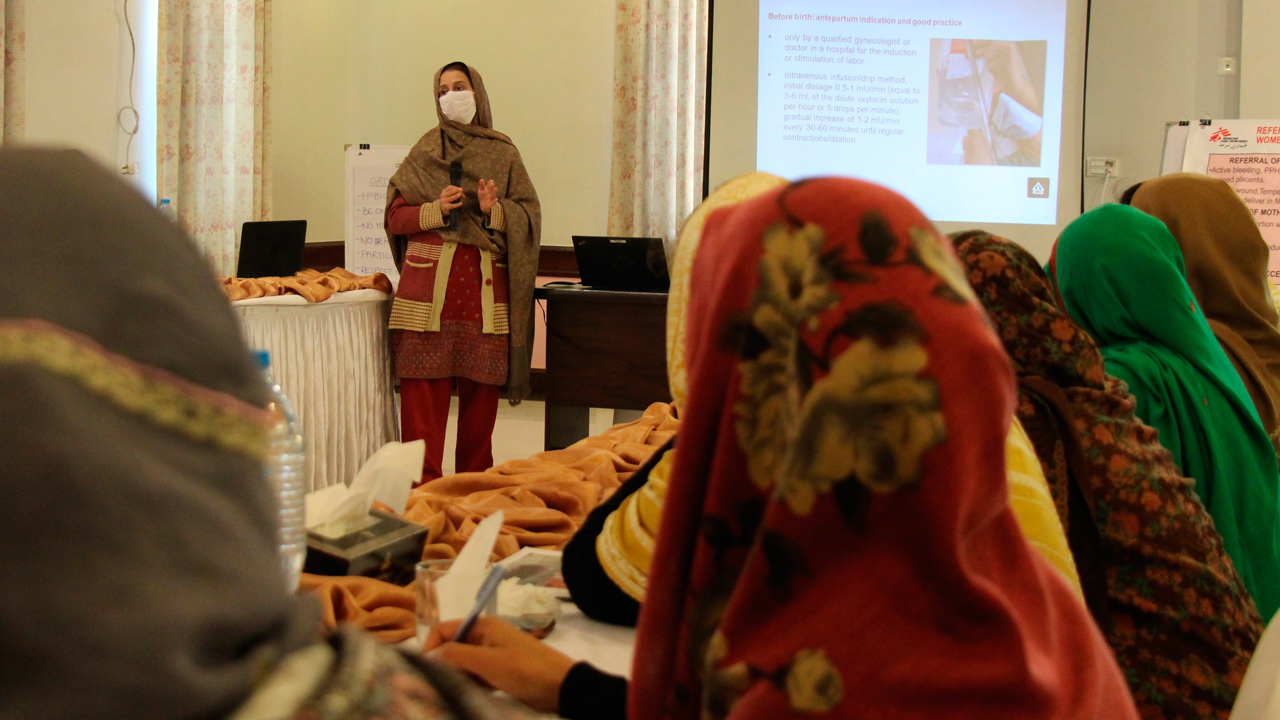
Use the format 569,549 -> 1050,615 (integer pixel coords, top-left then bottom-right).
607,0 -> 709,256
2,0 -> 25,144
158,0 -> 272,276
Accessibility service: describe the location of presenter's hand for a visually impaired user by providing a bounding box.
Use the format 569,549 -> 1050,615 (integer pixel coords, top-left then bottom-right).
423,616 -> 575,713
440,185 -> 464,215
478,179 -> 498,214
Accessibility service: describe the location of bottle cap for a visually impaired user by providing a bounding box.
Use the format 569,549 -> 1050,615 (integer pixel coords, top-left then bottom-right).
159,198 -> 171,206
254,350 -> 271,369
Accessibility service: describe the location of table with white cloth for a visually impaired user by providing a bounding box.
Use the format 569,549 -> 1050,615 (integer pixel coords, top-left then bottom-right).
232,289 -> 397,491
542,604 -> 636,678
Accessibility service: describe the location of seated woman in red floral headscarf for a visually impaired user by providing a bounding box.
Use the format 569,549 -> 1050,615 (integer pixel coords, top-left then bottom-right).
424,177 -> 1139,720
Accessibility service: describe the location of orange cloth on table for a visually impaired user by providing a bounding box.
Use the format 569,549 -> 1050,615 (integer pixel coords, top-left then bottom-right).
403,403 -> 678,561
218,267 -> 393,302
298,574 -> 416,644
300,402 -> 678,639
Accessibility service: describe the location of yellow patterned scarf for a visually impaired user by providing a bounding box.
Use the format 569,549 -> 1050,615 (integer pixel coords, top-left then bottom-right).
666,172 -> 790,409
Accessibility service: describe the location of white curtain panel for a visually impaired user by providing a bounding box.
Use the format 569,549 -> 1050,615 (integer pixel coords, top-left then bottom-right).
608,0 -> 709,257
158,0 -> 272,277
2,0 -> 25,144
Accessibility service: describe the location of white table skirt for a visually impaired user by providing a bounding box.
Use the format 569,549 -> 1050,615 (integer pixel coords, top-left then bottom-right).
233,289 -> 397,491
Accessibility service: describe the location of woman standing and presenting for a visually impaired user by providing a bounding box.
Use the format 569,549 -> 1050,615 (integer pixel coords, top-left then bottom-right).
385,62 -> 541,482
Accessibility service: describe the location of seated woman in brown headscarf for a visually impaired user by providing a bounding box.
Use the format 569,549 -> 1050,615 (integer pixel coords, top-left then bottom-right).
1126,174 -> 1280,455
0,149 -> 532,720
952,230 -> 1263,720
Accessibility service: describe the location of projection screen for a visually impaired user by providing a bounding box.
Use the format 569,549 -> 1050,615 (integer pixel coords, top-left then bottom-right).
707,0 -> 1089,259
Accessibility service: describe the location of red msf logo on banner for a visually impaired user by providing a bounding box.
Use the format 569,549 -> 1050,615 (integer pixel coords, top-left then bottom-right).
1210,127 -> 1233,142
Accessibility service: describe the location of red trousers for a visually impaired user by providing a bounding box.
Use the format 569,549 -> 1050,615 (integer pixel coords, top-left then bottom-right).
400,377 -> 500,484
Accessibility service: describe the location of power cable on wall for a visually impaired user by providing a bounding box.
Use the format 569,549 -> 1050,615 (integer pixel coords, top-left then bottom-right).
1095,167 -> 1114,209
118,0 -> 140,175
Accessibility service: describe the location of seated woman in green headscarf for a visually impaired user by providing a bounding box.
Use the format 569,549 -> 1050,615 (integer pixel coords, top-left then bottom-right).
1049,204 -> 1280,620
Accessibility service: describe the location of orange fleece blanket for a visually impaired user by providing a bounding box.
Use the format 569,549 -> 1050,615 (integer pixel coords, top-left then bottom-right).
220,267 -> 393,303
300,403 -> 678,641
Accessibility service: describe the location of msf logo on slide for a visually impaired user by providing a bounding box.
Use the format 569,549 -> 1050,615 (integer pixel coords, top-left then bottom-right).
1027,177 -> 1050,199
1210,127 -> 1249,148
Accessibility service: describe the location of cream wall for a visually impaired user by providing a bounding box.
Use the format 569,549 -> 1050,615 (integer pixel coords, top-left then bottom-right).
1083,0 -> 1242,207
272,1 -> 615,246
25,0 -> 154,197
27,3 -> 1264,248
1241,0 -> 1280,118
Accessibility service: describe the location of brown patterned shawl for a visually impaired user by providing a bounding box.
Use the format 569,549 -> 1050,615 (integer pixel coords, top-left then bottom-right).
385,63 -> 541,403
952,230 -> 1263,720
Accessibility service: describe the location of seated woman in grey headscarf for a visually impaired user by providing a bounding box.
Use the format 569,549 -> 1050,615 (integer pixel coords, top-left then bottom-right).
0,149 -> 533,720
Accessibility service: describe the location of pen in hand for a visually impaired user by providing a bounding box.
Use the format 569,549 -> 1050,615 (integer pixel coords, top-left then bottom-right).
455,565 -> 507,644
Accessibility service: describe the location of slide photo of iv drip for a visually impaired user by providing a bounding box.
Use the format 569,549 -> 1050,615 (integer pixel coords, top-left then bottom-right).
926,39 -> 1047,167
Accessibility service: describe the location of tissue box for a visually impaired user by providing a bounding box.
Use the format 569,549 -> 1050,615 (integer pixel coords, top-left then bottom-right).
303,510 -> 428,585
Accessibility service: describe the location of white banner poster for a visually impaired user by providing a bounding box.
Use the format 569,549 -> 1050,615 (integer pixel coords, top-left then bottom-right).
1181,120 -> 1280,278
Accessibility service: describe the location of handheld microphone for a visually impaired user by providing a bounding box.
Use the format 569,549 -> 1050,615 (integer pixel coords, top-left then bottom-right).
449,161 -> 463,232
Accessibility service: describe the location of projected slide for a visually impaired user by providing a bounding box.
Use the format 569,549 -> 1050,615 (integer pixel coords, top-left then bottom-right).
757,1 -> 1067,225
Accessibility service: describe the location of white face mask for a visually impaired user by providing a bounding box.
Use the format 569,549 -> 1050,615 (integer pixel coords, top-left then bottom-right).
439,90 -> 477,125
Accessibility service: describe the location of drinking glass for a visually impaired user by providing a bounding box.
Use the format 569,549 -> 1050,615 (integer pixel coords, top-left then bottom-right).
414,559 -> 497,648
414,560 -> 449,649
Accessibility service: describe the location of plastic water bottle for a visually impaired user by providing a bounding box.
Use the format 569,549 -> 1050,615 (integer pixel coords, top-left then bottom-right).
157,198 -> 177,223
256,350 -> 307,592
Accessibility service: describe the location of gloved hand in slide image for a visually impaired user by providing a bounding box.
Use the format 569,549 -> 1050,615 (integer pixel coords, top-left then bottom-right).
965,40 -> 1045,166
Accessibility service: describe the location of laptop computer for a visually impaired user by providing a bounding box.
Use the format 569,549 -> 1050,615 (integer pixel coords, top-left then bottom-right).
236,220 -> 308,278
570,236 -> 669,292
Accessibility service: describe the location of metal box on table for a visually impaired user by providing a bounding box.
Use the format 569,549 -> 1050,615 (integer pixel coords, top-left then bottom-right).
303,510 -> 427,586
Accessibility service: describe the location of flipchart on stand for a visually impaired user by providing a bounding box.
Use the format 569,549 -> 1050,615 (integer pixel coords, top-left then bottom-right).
345,144 -> 411,286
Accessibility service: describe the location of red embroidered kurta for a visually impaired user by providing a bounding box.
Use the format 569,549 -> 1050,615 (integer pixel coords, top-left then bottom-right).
387,195 -> 508,385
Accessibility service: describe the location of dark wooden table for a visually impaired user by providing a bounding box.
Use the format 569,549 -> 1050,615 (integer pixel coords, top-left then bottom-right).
536,286 -> 671,450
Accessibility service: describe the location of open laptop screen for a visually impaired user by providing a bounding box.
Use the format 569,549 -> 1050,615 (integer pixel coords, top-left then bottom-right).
570,236 -> 668,292
236,220 -> 308,278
